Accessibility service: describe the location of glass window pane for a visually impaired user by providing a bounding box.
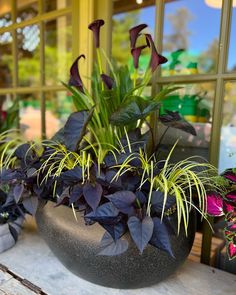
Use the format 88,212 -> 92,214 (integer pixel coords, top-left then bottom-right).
17,24 -> 40,86
19,93 -> 41,140
17,0 -> 38,23
45,91 -> 75,138
157,82 -> 215,162
112,6 -> 155,66
43,0 -> 71,12
219,81 -> 236,172
0,3 -> 12,28
162,0 -> 222,76
228,7 -> 236,72
45,15 -> 72,86
0,32 -> 13,88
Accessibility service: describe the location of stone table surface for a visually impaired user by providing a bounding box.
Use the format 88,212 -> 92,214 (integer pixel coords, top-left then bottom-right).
0,220 -> 235,295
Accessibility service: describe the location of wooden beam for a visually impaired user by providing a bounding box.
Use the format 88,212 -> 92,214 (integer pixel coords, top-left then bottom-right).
113,0 -> 178,14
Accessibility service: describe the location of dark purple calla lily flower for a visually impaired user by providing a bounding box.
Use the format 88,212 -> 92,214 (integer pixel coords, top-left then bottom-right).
88,19 -> 105,48
145,34 -> 168,72
131,45 -> 147,69
101,74 -> 115,90
68,54 -> 85,93
129,24 -> 147,48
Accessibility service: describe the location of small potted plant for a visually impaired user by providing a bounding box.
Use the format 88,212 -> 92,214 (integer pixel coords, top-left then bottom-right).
0,20 -> 225,288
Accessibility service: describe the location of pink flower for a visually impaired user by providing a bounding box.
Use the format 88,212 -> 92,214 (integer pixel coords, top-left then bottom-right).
227,241 -> 236,260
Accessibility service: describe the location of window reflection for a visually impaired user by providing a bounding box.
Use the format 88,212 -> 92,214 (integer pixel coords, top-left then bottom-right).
219,82 -> 236,172
17,0 -> 38,22
19,93 -> 41,140
45,16 -> 72,86
17,24 -> 40,86
228,7 -> 236,72
162,0 -> 221,76
0,32 -> 13,88
43,0 -> 71,12
112,6 -> 155,66
157,83 -> 215,161
45,91 -> 75,138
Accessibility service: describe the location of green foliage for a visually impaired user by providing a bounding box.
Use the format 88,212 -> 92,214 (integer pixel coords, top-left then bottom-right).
113,142 -> 224,234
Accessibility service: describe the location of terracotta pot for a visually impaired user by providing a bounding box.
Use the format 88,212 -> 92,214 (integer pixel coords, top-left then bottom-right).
36,201 -> 196,289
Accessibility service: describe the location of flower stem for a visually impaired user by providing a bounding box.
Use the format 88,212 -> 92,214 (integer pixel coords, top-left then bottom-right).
96,48 -> 104,91
133,68 -> 138,88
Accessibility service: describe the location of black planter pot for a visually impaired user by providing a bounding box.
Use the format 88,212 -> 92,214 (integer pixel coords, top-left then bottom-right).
36,201 -> 196,289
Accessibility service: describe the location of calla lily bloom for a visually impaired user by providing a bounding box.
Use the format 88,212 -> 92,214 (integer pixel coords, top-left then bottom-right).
101,74 -> 114,90
88,19 -> 105,48
145,34 -> 168,72
68,55 -> 85,93
131,45 -> 147,69
129,24 -> 147,49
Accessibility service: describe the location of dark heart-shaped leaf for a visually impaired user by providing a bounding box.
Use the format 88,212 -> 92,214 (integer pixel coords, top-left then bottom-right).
106,191 -> 136,214
0,169 -> 17,182
120,174 -> 140,191
26,168 -> 37,178
110,96 -> 160,126
128,216 -> 154,253
55,187 -> 70,207
162,215 -> 178,235
60,166 -> 83,184
2,193 -> 15,208
83,182 -> 103,211
98,231 -> 129,256
8,224 -> 18,242
151,191 -> 176,213
135,191 -> 147,204
101,222 -> 127,241
85,202 -> 119,224
13,184 -> 24,203
159,110 -> 196,136
70,185 -> 83,204
149,217 -> 174,257
22,196 -> 39,215
51,127 -> 65,144
64,109 -> 94,151
0,189 -> 7,203
14,143 -> 31,160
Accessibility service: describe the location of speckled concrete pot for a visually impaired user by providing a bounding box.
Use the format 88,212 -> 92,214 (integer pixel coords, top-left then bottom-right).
36,201 -> 196,289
